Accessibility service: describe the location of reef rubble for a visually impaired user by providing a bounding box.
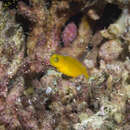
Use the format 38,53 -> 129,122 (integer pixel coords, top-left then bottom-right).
0,0 -> 129,129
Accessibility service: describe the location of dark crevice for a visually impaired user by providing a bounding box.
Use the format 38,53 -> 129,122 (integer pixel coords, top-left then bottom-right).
44,99 -> 52,111
1,0 -> 28,9
16,14 -> 31,34
0,0 -> 20,9
45,0 -> 51,9
96,3 -> 122,30
15,14 -> 32,57
36,72 -> 46,81
65,12 -> 83,27
119,43 -> 130,61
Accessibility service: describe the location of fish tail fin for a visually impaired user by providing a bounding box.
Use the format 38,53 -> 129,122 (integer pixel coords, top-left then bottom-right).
84,72 -> 89,79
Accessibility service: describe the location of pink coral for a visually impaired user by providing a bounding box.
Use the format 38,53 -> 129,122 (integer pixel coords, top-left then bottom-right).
62,22 -> 77,46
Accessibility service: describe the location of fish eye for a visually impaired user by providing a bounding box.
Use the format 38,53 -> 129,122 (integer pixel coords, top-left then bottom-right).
54,57 -> 59,62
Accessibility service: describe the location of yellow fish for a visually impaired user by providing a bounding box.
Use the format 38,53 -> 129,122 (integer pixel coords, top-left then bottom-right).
50,54 -> 89,79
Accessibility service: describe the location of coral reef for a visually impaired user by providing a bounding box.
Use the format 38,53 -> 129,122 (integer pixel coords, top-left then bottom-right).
61,22 -> 77,46
99,40 -> 123,61
0,0 -> 129,129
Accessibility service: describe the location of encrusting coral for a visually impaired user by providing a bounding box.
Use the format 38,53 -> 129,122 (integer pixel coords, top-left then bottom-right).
0,2 -> 26,129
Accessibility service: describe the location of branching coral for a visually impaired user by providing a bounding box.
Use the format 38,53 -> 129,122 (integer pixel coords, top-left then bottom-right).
17,0 -> 94,75
0,2 -> 25,129
0,8 -> 25,80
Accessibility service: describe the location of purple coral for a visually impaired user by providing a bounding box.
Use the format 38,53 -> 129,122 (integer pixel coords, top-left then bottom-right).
62,22 -> 77,46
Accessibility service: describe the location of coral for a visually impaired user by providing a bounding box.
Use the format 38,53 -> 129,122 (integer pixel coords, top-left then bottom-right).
17,0 -> 94,71
0,8 -> 25,80
0,2 -> 25,129
87,9 -> 100,20
101,9 -> 130,42
0,0 -> 129,129
62,22 -> 77,46
0,76 -> 24,129
99,40 -> 123,61
104,0 -> 130,7
74,73 -> 128,130
59,16 -> 92,58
